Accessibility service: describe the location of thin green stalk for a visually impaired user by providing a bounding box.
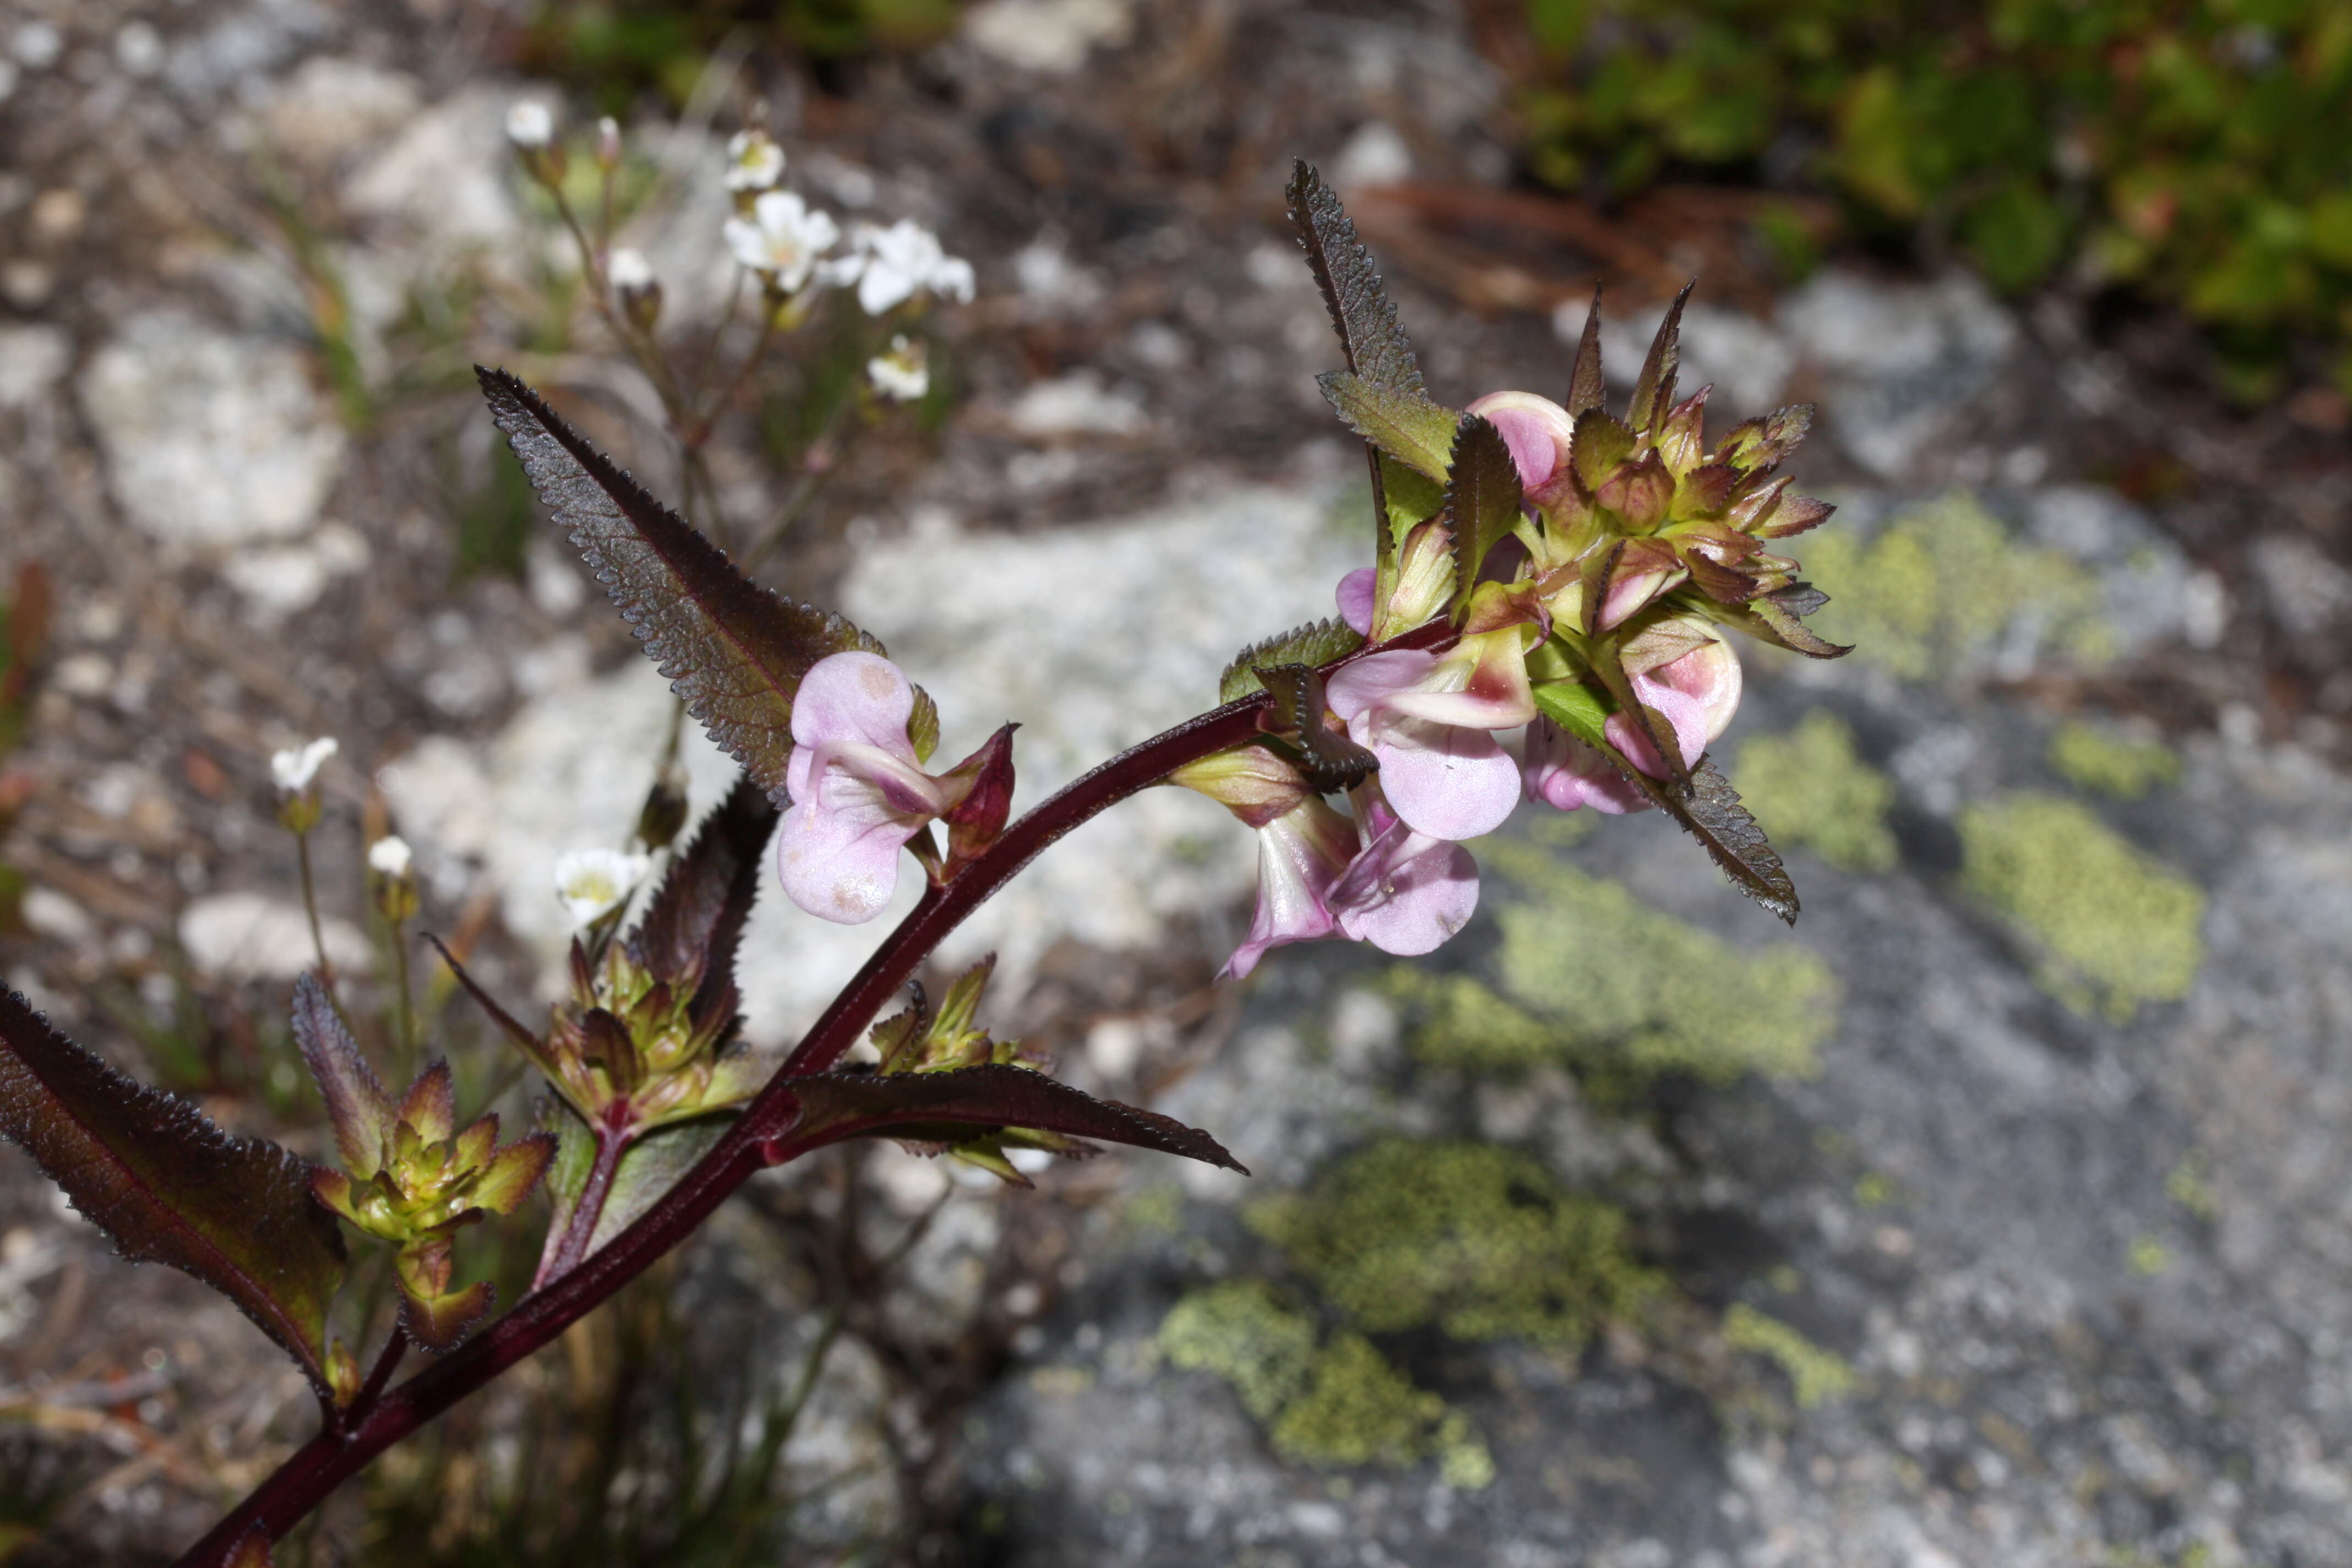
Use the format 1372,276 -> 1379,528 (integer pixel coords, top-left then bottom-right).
292,830 -> 335,1001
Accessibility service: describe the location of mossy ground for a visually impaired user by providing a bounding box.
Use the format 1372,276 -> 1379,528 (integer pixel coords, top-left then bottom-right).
1802,493 -> 2115,681
1721,1304 -> 1858,1410
1732,710 -> 1900,874
1957,793 -> 2205,1021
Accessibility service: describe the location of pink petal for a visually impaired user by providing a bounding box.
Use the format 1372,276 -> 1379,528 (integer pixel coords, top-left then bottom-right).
786,651 -> 918,804
1325,649 -> 1438,725
1332,821 -> 1479,956
1604,678 -> 1706,778
1335,569 -> 1376,636
1464,391 -> 1576,493
1365,716 -> 1522,840
1221,799 -> 1353,980
1646,636 -> 1744,746
1523,718 -> 1647,814
774,741 -> 952,924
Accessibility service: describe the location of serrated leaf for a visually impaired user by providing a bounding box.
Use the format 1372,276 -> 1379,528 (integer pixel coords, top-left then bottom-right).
1252,664 -> 1378,793
907,684 -> 941,765
1598,756 -> 1799,923
1740,594 -> 1853,658
628,775 -> 777,1035
1219,618 -> 1365,704
0,987 -> 347,1392
1284,161 -> 1424,396
1627,281 -> 1695,434
290,975 -> 391,1177
585,1120 -> 728,1255
1570,410 -> 1637,492
476,368 -> 883,797
1566,285 -> 1605,416
1444,414 -> 1525,606
1380,455 -> 1446,546
1319,372 -> 1457,484
778,1066 -> 1246,1173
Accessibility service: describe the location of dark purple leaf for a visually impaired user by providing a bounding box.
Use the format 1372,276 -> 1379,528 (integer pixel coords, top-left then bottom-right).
1565,285 -> 1605,417
476,368 -> 884,797
1444,414 -> 1525,606
0,987 -> 346,1392
1597,757 -> 1799,923
289,976 -> 391,1176
628,776 -> 778,1028
1627,280 -> 1695,434
1284,161 -> 1424,397
775,1066 -> 1245,1173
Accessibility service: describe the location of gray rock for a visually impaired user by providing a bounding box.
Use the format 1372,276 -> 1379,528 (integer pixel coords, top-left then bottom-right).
79,312 -> 346,547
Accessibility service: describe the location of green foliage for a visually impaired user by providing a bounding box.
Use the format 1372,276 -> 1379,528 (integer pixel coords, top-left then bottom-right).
2048,721 -> 2181,799
1733,710 -> 1899,873
519,0 -> 963,108
1246,1140 -> 1664,1349
1407,845 -> 1837,1083
1800,493 -> 2112,682
1506,1 -> 2352,380
1957,792 -> 2205,1020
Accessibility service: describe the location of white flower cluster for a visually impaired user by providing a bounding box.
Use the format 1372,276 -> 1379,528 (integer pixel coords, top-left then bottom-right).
716,132 -> 973,316
867,334 -> 929,402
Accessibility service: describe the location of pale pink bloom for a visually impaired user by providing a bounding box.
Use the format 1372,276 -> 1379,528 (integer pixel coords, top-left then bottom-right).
777,652 -> 956,924
1336,567 -> 1376,636
1329,795 -> 1478,956
1221,796 -> 1355,981
1523,630 -> 1743,811
1464,390 -> 1576,494
1324,637 -> 1534,842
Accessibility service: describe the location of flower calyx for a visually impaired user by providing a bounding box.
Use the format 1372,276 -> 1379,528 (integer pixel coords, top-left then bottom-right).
867,956 -> 1078,1185
292,977 -> 553,1351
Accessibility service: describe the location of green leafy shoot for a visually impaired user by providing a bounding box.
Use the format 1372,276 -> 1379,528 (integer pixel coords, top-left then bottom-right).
1219,618 -> 1365,704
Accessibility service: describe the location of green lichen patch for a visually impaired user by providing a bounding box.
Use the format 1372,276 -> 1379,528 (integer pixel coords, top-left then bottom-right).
1732,710 -> 1900,873
1246,1140 -> 1665,1350
1801,492 -> 2114,682
1381,971 -> 1562,1069
1721,1304 -> 1857,1409
2048,721 -> 2181,800
1156,1283 -> 1494,1484
1466,846 -> 1837,1084
1956,793 -> 2205,1022
1157,1281 -> 1317,1423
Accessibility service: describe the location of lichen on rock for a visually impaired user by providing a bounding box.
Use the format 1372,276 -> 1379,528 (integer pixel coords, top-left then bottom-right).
1732,710 -> 1900,873
1722,1304 -> 1857,1409
1245,1140 -> 1664,1349
2047,721 -> 2180,799
1957,792 -> 2204,1021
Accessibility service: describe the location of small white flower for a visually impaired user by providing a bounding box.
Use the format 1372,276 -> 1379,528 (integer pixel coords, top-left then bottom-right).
270,737 -> 337,793
506,100 -> 554,150
867,335 -> 929,402
723,190 -> 841,292
554,847 -> 650,928
724,128 -> 786,192
367,836 -> 413,878
840,219 -> 974,315
608,247 -> 655,292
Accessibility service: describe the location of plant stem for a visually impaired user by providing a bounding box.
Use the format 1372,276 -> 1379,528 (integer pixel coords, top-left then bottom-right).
167,620 -> 1450,1567
388,918 -> 414,1073
537,1123 -> 631,1288
349,1326 -> 409,1422
293,830 -> 335,1001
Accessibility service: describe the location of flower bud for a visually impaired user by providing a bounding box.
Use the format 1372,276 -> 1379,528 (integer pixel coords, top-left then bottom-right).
595,115 -> 622,172
634,759 -> 689,851
271,736 -> 336,834
368,834 -> 419,924
1168,745 -> 1311,829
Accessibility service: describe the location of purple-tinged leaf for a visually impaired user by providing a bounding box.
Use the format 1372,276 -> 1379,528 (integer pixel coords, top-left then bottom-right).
1565,285 -> 1605,417
1739,592 -> 1853,658
772,1066 -> 1246,1173
1444,414 -> 1525,607
399,1061 -> 455,1144
1570,409 -> 1637,492
1593,754 -> 1799,923
1627,280 -> 1695,435
1219,618 -> 1365,704
394,1239 -> 493,1352
1252,663 -> 1378,795
628,776 -> 778,1028
1318,372 -> 1458,484
541,1113 -> 729,1267
476,368 -> 885,797
1752,494 -> 1836,541
470,1132 -> 557,1216
290,976 -> 392,1177
0,987 -> 346,1392
1284,161 -> 1425,397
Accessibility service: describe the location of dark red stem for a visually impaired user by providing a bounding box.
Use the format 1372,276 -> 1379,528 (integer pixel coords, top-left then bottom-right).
168,622 -> 1450,1567
537,1114 -> 633,1287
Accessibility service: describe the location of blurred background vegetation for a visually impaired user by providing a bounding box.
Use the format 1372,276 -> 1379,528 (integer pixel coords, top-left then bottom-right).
1470,0 -> 2352,402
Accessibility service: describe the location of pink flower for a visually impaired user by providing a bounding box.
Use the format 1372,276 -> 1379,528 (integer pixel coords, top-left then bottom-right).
776,652 -> 956,924
1464,390 -> 1576,495
1221,795 -> 1355,981
1218,791 -> 1481,980
1336,568 -> 1376,636
1523,627 -> 1744,812
1324,632 -> 1534,842
1329,795 -> 1478,955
